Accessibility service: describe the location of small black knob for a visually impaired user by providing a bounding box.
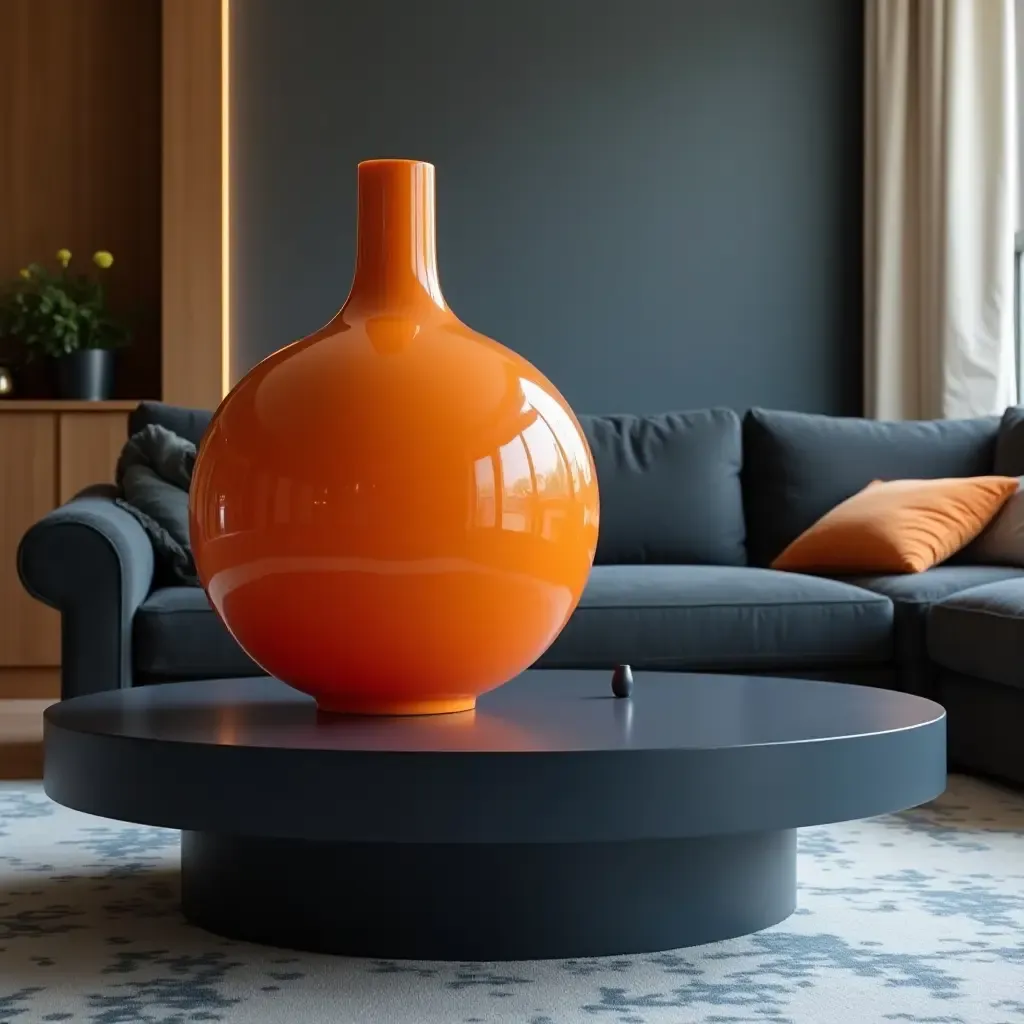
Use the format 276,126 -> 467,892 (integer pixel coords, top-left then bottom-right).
611,664 -> 634,698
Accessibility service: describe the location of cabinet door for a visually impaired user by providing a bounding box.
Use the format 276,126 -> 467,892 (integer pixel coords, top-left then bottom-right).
0,414 -> 60,665
58,412 -> 128,503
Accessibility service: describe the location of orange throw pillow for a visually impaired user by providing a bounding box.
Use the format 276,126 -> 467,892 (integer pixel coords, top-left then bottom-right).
771,476 -> 1019,574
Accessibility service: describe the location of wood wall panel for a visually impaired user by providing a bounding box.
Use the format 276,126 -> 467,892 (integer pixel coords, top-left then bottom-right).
0,402 -> 135,693
0,0 -> 162,401
0,415 -> 60,666
162,0 -> 230,411
58,413 -> 129,503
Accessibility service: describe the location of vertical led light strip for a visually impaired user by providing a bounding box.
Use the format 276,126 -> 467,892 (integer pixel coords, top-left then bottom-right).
220,0 -> 232,395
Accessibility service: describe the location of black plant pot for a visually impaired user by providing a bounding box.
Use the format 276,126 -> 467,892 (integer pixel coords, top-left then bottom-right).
54,349 -> 115,401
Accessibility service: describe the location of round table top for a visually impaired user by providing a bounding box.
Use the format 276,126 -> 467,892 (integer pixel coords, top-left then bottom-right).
44,670 -> 946,844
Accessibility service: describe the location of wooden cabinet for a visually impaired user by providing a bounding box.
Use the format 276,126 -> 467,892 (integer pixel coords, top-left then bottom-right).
0,413 -> 59,670
0,402 -> 136,698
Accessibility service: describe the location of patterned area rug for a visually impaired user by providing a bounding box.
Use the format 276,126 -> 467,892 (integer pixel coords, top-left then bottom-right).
1,776 -> 1023,1024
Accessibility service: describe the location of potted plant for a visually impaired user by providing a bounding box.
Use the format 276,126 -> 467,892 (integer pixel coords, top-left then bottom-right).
0,248 -> 129,400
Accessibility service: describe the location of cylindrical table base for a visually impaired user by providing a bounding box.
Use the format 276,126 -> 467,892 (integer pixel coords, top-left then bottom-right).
181,829 -> 796,960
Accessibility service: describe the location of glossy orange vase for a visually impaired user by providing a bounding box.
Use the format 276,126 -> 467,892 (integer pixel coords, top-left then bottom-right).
190,159 -> 599,715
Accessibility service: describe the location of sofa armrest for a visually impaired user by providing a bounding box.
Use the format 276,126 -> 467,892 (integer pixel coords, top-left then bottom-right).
18,485 -> 155,700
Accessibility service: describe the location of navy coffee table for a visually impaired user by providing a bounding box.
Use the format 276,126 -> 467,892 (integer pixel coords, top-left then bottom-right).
44,670 -> 946,959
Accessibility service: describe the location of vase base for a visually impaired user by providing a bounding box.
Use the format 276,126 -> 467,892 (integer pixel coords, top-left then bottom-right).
314,695 -> 477,716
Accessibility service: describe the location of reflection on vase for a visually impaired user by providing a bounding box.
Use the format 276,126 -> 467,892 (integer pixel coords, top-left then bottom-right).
471,377 -> 596,545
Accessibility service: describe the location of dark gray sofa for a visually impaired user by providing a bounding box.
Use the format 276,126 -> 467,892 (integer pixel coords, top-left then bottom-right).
18,402 -> 1024,785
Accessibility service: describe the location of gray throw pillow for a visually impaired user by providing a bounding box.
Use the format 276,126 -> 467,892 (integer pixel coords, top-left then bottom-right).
115,424 -> 199,586
965,477 -> 1024,566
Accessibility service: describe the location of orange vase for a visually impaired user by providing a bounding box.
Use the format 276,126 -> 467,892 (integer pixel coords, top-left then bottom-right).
190,159 -> 599,715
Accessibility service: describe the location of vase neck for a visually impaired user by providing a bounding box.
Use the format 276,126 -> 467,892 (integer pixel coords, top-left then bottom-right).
344,159 -> 447,315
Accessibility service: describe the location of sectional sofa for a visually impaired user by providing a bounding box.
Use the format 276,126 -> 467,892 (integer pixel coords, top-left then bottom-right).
18,402 -> 1024,786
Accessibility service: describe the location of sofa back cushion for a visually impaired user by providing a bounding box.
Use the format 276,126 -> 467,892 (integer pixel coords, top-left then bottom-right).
581,409 -> 745,566
994,406 -> 1024,475
129,402 -> 213,448
742,408 -> 999,566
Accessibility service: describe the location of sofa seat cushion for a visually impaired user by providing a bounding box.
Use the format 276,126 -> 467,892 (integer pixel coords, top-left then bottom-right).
928,579 -> 1024,690
837,566 -> 1024,693
135,586 -> 262,680
843,565 -> 1024,608
537,565 -> 892,672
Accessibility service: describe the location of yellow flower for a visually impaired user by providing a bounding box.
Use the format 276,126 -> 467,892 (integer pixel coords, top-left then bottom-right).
56,248 -> 72,268
18,268 -> 31,280
92,250 -> 114,269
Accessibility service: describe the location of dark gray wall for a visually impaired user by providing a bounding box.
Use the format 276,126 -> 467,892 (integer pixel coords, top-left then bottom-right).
231,0 -> 863,415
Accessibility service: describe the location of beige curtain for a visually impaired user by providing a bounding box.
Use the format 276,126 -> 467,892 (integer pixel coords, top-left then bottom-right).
865,0 -> 1018,419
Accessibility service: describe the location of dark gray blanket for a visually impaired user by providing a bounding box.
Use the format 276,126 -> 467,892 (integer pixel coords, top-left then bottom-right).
115,424 -> 199,587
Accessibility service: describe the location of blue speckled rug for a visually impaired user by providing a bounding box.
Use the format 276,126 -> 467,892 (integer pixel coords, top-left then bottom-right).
1,775 -> 1023,1024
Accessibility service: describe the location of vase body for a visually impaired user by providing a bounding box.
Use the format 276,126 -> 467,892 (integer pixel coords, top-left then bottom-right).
54,349 -> 114,400
190,159 -> 599,714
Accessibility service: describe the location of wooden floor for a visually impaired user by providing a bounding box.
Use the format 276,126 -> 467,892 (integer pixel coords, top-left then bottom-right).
0,700 -> 52,780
